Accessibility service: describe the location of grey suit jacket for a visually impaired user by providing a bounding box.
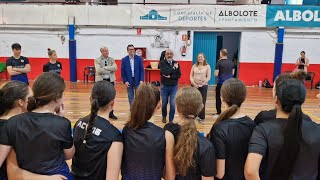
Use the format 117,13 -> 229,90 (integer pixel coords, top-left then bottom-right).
94,56 -> 118,82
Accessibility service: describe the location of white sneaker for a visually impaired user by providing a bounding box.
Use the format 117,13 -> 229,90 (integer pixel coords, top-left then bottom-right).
213,113 -> 220,118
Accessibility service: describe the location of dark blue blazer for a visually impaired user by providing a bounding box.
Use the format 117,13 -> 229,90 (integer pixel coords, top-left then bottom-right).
121,55 -> 144,87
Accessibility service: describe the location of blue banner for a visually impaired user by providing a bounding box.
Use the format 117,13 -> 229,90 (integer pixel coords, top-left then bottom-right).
267,5 -> 320,27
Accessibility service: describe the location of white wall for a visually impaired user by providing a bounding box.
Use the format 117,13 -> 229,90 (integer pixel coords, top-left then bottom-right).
0,30 -> 69,58
1,28 -> 320,64
283,35 -> 320,64
239,30 -> 320,64
239,31 -> 276,63
0,28 -> 193,60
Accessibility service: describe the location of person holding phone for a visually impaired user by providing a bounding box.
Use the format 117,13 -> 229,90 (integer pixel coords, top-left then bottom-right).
296,51 -> 310,72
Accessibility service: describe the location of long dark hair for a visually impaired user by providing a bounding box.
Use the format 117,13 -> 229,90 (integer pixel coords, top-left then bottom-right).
270,79 -> 306,180
0,81 -> 29,116
174,87 -> 203,176
85,81 -> 116,140
126,83 -> 160,130
208,78 -> 247,139
27,72 -> 65,111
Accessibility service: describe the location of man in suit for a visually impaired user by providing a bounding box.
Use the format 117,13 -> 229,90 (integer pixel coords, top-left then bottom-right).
159,49 -> 181,123
121,44 -> 144,109
94,46 -> 118,119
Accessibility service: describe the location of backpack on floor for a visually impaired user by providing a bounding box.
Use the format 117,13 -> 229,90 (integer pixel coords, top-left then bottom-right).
263,78 -> 273,88
315,81 -> 320,89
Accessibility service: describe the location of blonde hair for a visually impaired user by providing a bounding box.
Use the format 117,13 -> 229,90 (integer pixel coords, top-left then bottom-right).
196,53 -> 208,66
174,87 -> 203,176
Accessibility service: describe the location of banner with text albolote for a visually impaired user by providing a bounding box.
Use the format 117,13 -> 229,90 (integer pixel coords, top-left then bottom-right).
267,5 -> 320,27
131,4 -> 267,28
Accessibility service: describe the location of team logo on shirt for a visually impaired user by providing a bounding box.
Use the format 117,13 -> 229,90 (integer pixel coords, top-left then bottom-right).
57,64 -> 60,67
77,121 -> 102,137
21,59 -> 24,63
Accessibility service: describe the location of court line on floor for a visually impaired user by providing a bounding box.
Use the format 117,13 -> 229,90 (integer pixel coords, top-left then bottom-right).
304,111 -> 320,121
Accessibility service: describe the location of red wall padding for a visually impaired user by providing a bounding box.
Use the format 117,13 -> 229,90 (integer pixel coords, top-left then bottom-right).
0,57 -> 193,84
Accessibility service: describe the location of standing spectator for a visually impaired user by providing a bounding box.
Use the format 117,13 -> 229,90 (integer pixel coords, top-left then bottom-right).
121,44 -> 144,110
43,48 -> 62,75
159,49 -> 181,123
214,49 -> 234,117
6,43 -> 31,84
95,46 -> 118,119
296,51 -> 309,72
190,53 -> 211,123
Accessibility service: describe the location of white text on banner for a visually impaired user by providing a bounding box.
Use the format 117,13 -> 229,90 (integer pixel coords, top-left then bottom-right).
214,5 -> 267,27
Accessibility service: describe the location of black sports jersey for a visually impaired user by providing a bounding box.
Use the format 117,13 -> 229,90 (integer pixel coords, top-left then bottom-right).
43,61 -> 62,75
164,122 -> 216,180
208,116 -> 256,180
6,112 -> 73,176
6,56 -> 29,83
0,119 -> 8,180
254,109 -> 312,125
121,122 -> 166,180
71,115 -> 123,180
249,118 -> 320,180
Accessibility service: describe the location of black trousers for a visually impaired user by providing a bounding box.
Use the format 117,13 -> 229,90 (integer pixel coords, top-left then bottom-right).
216,83 -> 222,114
103,79 -> 115,116
197,85 -> 208,119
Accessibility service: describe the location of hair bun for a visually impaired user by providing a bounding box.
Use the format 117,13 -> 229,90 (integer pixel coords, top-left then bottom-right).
47,48 -> 51,52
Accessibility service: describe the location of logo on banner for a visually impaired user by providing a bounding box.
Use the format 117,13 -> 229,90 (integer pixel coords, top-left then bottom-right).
172,9 -> 214,22
217,10 -> 259,22
267,6 -> 320,27
274,10 -> 320,22
140,10 -> 167,20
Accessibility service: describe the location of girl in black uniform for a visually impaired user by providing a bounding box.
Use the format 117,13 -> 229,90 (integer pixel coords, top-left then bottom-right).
0,81 -> 32,180
245,79 -> 320,180
5,72 -> 75,179
43,48 -> 62,75
121,83 -> 175,180
254,71 -> 311,125
207,78 -> 256,180
72,81 -> 123,180
164,87 -> 216,180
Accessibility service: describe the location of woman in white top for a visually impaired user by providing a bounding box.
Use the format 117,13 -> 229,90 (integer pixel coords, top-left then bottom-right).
296,51 -> 309,72
190,53 -> 211,123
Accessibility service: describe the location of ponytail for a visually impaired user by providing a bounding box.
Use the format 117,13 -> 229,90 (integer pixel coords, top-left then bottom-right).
84,99 -> 99,140
27,96 -> 38,112
270,104 -> 303,180
207,104 -> 238,139
174,116 -> 198,176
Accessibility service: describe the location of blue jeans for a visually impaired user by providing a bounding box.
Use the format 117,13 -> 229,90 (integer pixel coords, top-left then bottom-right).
161,85 -> 178,122
127,79 -> 137,110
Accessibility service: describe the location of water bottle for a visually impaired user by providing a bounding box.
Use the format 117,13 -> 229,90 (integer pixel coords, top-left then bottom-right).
259,80 -> 262,87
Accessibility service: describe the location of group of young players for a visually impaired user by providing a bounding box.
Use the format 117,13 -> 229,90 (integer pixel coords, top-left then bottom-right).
0,43 -> 320,180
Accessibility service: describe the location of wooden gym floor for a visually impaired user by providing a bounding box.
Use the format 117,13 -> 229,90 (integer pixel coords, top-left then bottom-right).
61,82 -> 320,133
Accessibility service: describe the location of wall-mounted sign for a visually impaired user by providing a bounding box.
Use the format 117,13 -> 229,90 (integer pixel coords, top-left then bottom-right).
267,5 -> 320,27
